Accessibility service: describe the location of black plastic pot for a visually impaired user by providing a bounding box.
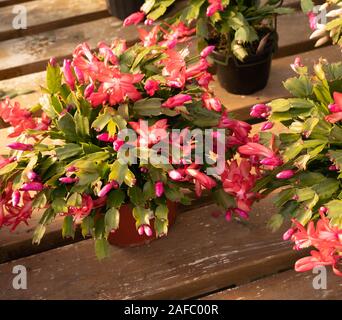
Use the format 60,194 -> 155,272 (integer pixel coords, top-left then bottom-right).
106,0 -> 144,20
211,32 -> 277,95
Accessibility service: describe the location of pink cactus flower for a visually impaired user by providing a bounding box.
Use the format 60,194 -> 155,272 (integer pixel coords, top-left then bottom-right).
325,92 -> 342,123
113,138 -> 125,152
0,156 -> 16,169
62,59 -> 76,90
290,57 -> 304,72
307,11 -> 317,30
206,0 -> 223,17
185,59 -> 209,78
202,93 -> 222,112
97,133 -> 116,143
250,104 -> 271,118
7,142 -> 33,151
162,94 -> 192,108
123,11 -> 145,26
144,79 -> 159,96
197,72 -> 213,88
200,45 -> 215,58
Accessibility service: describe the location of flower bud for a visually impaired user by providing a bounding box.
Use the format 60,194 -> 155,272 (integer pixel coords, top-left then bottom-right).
144,225 -> 153,237
261,121 -> 274,131
155,181 -> 164,197
12,190 -> 21,207
225,209 -> 233,222
27,170 -> 38,181
276,170 -> 295,179
200,45 -> 215,58
59,177 -> 79,184
84,83 -> 94,98
283,228 -> 295,241
235,208 -> 249,220
20,182 -> 44,191
7,142 -> 33,151
49,57 -> 57,67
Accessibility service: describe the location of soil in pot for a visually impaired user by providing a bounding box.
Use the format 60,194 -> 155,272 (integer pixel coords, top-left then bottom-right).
107,201 -> 177,247
106,0 -> 144,20
211,31 -> 278,95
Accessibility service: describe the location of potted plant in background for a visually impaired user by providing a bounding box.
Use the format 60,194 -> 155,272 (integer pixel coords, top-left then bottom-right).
106,0 -> 144,20
301,0 -> 342,47
0,27 -> 266,258
247,58 -> 342,276
124,0 -> 293,94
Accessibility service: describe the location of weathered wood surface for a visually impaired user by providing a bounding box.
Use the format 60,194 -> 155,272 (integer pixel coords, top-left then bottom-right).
0,17 -> 139,80
0,45 -> 340,125
0,0 -> 109,41
0,198 -> 305,300
0,191 -> 212,264
0,11 -> 316,80
203,269 -> 342,300
0,0 -> 34,8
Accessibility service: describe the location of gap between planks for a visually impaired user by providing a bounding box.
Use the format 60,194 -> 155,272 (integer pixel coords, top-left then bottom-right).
202,268 -> 342,300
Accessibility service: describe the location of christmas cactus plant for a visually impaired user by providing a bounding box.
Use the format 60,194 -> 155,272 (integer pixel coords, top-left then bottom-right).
123,0 -> 292,61
250,58 -> 342,275
0,29 -> 264,258
302,0 -> 342,47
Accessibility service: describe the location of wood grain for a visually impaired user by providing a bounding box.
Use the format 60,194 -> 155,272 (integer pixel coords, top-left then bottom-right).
0,198 -> 305,300
0,0 -> 34,8
0,17 -> 139,80
0,0 -> 109,41
0,11 -> 322,80
203,268 -> 342,300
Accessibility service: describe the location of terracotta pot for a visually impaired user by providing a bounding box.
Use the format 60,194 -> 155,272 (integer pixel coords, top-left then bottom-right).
107,201 -> 177,247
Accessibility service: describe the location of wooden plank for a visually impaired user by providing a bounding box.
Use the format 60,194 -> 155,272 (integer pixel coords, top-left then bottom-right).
0,11 -> 323,80
202,269 -> 342,300
0,193 -> 211,264
274,10 -> 329,58
0,0 -> 34,8
0,0 -> 110,41
0,17 -> 141,80
0,197 -> 305,300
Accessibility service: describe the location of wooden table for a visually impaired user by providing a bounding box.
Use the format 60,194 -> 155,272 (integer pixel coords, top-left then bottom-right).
0,0 -> 341,300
